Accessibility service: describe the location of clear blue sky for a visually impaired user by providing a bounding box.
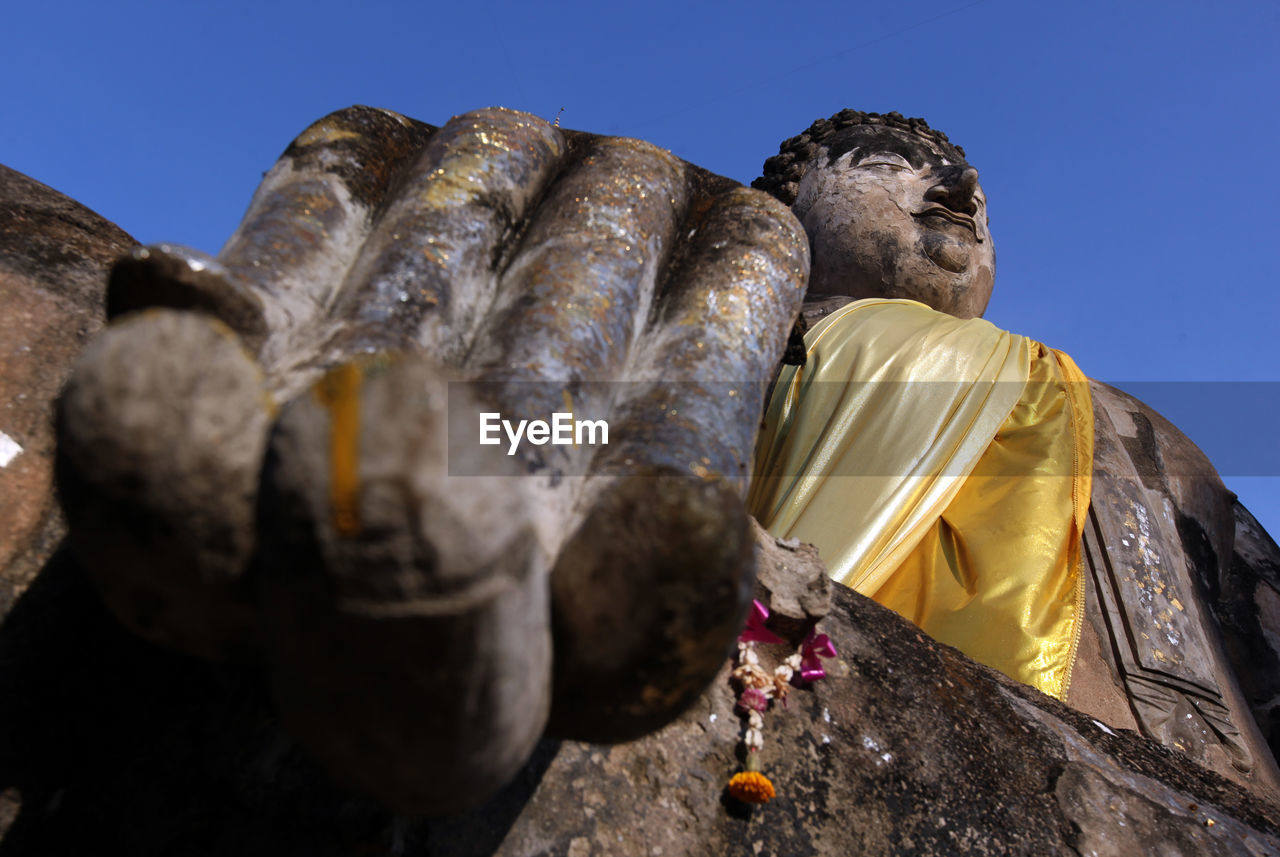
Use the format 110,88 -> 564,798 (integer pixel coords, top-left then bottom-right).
5,1 -> 1280,536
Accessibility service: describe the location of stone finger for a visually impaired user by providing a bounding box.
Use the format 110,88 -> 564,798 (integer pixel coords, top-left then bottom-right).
326,107 -> 566,365
217,106 -> 435,397
462,136 -> 688,478
106,243 -> 269,352
595,187 -> 808,491
546,469 -> 752,742
545,187 -> 806,740
55,309 -> 271,659
256,357 -> 550,815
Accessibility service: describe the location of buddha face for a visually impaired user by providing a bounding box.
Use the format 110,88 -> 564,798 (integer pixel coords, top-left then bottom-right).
793,125 -> 994,318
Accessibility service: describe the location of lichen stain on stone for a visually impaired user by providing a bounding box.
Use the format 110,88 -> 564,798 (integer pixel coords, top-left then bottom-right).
314,363 -> 363,536
295,121 -> 364,149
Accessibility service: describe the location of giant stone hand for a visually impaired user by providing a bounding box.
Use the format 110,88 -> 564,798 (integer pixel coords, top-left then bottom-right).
54,106 -> 808,813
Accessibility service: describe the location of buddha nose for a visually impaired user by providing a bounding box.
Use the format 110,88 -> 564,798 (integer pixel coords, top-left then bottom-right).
924,166 -> 980,217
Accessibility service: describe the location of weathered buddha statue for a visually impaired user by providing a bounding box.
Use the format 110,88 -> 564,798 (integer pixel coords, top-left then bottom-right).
747,109 -> 1280,799
52,106 -> 809,814
47,103 -> 1280,818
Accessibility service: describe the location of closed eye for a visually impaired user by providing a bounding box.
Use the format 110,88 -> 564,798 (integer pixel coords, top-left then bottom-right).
854,152 -> 913,171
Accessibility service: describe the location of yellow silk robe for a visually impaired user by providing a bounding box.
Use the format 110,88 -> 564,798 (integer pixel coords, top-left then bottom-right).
750,299 -> 1093,698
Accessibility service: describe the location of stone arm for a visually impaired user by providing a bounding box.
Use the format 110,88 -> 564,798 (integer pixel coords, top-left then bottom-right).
1074,381 -> 1280,798
52,106 -> 808,814
1222,500 -> 1280,765
0,165 -> 137,614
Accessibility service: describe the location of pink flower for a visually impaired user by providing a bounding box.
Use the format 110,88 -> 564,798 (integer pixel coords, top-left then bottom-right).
737,687 -> 770,712
739,600 -> 785,645
800,630 -> 838,681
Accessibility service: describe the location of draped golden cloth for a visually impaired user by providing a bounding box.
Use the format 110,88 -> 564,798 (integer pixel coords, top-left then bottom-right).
749,299 -> 1093,698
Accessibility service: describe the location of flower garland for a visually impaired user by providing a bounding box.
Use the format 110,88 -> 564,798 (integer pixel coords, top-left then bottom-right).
727,600 -> 838,805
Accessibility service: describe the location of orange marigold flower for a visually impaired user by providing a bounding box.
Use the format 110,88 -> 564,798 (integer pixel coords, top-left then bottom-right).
728,771 -> 775,804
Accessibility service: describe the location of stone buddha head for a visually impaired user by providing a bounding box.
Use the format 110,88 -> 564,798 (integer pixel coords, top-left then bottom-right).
755,110 -> 994,319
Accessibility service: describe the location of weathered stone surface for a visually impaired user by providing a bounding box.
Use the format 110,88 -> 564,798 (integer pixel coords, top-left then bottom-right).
1082,380 -> 1280,799
1221,501 -> 1280,763
475,582 -> 1280,856
547,472 -> 753,743
257,359 -> 550,814
107,244 -> 270,351
6,112 -> 1280,851
1,545 -> 1277,855
750,516 -> 831,645
55,310 -> 269,661
45,108 -> 809,813
0,165 -> 135,621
